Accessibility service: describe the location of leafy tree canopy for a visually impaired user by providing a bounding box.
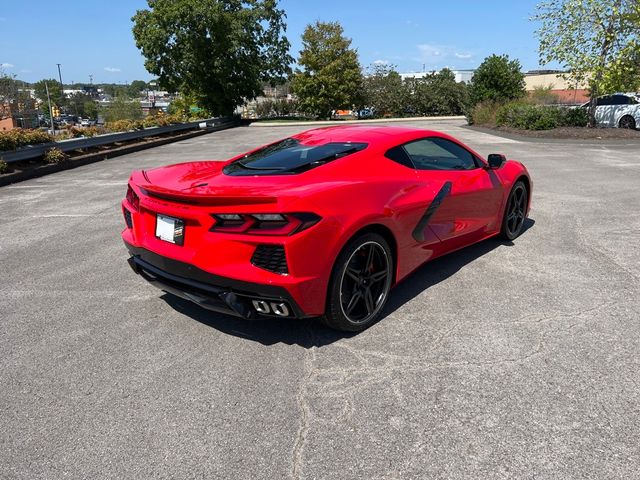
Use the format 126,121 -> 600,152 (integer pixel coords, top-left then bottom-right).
292,21 -> 363,119
409,69 -> 469,116
33,79 -> 66,113
361,63 -> 407,117
468,54 -> 526,105
534,0 -> 640,125
132,0 -> 292,116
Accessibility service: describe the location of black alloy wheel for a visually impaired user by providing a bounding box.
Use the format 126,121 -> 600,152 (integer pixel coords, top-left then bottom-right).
619,115 -> 636,130
323,233 -> 393,332
501,181 -> 528,240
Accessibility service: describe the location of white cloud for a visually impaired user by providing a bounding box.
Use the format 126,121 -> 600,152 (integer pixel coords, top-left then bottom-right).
373,59 -> 389,65
416,44 -> 474,65
1,62 -> 14,68
104,67 -> 121,73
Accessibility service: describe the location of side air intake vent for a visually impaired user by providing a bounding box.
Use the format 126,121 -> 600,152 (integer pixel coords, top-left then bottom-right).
251,245 -> 288,274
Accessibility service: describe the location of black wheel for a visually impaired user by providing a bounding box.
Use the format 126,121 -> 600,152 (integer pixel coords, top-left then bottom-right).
322,233 -> 393,332
500,181 -> 528,240
619,115 -> 636,130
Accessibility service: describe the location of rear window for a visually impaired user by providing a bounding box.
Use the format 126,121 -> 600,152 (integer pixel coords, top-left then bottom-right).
224,138 -> 368,176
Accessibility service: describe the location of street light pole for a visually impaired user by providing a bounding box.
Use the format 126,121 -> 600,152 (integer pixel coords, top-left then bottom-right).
45,81 -> 56,136
56,63 -> 64,111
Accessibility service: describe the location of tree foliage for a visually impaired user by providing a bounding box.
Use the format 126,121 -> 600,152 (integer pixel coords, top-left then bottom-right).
128,80 -> 149,97
101,96 -> 143,122
292,21 -> 363,119
408,69 -> 468,116
132,0 -> 292,116
33,79 -> 66,113
468,55 -> 526,105
361,64 -> 407,117
534,0 -> 640,126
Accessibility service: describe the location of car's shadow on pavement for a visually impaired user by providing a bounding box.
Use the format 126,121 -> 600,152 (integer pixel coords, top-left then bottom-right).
161,218 -> 535,348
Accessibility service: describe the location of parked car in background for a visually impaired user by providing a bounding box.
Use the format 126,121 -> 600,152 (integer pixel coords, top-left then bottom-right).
80,118 -> 96,127
583,93 -> 640,129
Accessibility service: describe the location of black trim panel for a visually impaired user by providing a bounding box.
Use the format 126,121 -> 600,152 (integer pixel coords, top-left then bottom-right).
124,243 -> 307,318
412,181 -> 452,242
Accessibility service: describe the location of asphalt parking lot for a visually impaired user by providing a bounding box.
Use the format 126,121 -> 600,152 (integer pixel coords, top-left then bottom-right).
1,119 -> 639,479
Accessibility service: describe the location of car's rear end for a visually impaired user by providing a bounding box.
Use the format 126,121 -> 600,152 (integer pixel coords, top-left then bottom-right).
121,168 -> 345,320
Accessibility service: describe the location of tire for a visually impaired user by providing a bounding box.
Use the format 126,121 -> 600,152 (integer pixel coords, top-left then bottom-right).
619,115 -> 636,130
322,232 -> 394,332
500,181 -> 528,240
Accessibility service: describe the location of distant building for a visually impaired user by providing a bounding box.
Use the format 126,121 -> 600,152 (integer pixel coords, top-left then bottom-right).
399,69 -> 475,83
524,71 -> 590,104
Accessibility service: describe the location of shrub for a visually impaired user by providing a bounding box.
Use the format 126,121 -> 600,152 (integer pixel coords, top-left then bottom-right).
0,129 -> 54,151
560,107 -> 588,127
497,103 -> 562,130
0,160 -> 9,174
43,147 -> 68,164
529,85 -> 560,105
468,100 -> 502,126
104,120 -> 137,133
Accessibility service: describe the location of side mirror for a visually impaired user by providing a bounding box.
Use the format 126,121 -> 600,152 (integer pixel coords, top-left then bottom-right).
487,153 -> 506,169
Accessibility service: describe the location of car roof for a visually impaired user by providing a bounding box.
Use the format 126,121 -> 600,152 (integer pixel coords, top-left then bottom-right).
292,125 -> 450,150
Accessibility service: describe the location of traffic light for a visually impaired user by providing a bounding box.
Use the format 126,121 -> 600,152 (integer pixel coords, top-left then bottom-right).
52,105 -> 60,117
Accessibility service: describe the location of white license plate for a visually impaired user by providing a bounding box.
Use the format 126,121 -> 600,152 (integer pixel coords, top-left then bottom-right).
155,214 -> 185,245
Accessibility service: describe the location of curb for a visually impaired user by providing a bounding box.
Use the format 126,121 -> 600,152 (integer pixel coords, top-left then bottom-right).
249,116 -> 466,127
0,126 -> 232,187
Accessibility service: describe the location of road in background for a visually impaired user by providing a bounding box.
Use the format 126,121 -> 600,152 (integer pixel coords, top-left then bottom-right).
1,120 -> 638,479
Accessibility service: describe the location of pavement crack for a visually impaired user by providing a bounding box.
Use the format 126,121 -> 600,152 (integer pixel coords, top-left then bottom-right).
291,322 -> 318,480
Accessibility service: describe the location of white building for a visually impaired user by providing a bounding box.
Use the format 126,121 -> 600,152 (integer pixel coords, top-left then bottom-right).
399,69 -> 475,83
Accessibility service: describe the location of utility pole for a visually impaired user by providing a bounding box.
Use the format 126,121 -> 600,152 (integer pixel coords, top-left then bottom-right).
45,81 -> 56,136
56,63 -> 65,113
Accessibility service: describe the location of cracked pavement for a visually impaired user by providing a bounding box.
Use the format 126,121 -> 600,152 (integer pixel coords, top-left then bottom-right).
1,120 -> 639,479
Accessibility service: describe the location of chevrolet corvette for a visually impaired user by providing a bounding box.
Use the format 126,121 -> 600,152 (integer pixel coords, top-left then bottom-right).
122,125 -> 531,331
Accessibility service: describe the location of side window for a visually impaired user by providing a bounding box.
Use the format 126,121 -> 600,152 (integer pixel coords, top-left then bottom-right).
384,146 -> 414,169
611,95 -> 630,105
597,96 -> 613,106
402,137 -> 477,171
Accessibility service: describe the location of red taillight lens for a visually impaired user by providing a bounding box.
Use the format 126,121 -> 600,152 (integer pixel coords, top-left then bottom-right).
126,184 -> 140,211
210,213 -> 321,236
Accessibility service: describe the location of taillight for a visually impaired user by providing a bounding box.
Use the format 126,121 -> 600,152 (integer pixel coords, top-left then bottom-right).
126,184 -> 140,211
210,213 -> 321,236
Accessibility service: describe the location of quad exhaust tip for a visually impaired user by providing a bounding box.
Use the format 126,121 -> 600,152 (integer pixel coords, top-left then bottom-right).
251,300 -> 290,317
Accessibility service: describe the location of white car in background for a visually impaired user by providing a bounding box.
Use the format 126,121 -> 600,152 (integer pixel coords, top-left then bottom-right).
584,93 -> 640,129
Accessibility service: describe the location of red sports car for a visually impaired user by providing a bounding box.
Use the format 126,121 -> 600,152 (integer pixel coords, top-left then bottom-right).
122,125 -> 531,331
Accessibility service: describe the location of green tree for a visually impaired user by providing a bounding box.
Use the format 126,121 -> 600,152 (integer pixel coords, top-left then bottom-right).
132,0 -> 292,116
33,79 -> 66,113
362,64 -> 407,117
292,21 -> 363,119
127,80 -> 149,97
67,92 -> 98,118
101,96 -> 143,122
601,46 -> 640,92
409,69 -> 469,116
468,55 -> 526,106
534,0 -> 640,126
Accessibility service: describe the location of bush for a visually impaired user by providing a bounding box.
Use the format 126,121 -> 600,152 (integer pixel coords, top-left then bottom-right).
560,107 -> 588,127
468,100 -> 502,126
497,103 -> 562,130
0,129 -> 54,151
43,147 -> 68,164
0,160 -> 9,174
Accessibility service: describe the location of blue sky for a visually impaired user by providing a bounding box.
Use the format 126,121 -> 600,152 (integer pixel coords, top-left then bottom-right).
0,0 -> 547,84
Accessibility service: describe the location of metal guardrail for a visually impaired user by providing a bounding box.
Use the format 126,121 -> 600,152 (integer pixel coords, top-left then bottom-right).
0,117 -> 237,164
